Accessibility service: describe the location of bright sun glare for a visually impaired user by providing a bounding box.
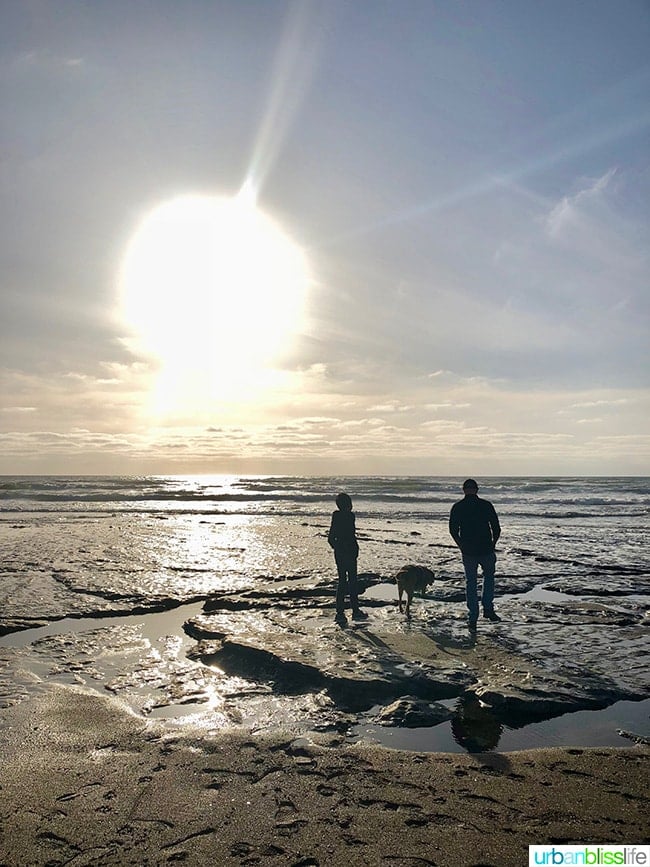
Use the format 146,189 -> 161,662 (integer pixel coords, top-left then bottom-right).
119,191 -> 310,413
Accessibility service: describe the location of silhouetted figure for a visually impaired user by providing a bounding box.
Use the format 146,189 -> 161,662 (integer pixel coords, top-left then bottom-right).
449,479 -> 501,630
451,695 -> 503,752
328,492 -> 367,624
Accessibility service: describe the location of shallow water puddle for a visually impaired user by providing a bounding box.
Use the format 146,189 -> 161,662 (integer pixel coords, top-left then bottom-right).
0,601 -> 211,719
351,696 -> 650,753
0,600 -> 206,651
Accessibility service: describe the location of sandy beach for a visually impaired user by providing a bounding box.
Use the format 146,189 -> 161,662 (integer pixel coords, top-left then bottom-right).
1,476 -> 648,864
1,685 -> 648,866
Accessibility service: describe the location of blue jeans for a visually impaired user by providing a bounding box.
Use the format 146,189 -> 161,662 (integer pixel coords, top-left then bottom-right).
462,551 -> 496,620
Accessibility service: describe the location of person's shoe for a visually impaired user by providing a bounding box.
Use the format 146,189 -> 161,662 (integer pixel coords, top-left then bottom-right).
352,609 -> 369,621
483,609 -> 501,622
468,617 -> 478,631
334,611 -> 347,625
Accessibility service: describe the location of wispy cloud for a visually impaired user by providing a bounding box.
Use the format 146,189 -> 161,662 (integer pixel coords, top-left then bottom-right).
1,406 -> 36,414
545,168 -> 617,238
15,49 -> 85,69
570,398 -> 631,409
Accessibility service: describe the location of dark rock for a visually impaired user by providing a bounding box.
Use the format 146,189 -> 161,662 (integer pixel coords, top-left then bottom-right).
0,617 -> 51,636
374,696 -> 453,727
617,729 -> 650,746
468,677 -> 618,722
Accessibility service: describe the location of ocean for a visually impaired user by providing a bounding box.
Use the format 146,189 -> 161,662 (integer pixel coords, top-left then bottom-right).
1,475 -> 648,752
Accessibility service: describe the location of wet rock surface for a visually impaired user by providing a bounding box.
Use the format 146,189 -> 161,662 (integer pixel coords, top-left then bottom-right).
2,479 -> 648,757
180,574 -> 650,736
186,607 -> 473,713
1,552 -> 648,746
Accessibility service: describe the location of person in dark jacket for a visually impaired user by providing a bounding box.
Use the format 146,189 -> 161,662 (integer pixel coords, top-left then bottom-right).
328,492 -> 367,624
449,479 -> 501,629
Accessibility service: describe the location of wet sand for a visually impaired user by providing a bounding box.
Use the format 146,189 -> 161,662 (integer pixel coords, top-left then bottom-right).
0,685 -> 648,867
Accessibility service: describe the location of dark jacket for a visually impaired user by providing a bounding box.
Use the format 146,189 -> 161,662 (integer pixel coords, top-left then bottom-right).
328,509 -> 359,559
449,495 -> 501,556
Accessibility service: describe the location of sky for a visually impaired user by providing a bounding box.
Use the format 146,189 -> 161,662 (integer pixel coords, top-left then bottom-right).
1,0 -> 649,476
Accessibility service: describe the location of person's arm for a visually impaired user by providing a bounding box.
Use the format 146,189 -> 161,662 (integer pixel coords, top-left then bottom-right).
449,506 -> 462,549
351,513 -> 359,557
489,506 -> 501,548
328,512 -> 338,549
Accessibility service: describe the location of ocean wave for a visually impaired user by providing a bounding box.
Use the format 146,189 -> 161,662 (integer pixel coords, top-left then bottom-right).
0,475 -> 647,519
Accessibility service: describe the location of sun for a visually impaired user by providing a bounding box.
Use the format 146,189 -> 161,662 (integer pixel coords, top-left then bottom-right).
119,191 -> 311,412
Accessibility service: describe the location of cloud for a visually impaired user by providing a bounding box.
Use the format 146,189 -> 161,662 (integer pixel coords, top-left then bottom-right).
1,406 -> 36,413
472,167 -> 648,391
0,362 -> 154,433
425,402 -> 472,411
15,49 -> 85,70
545,168 -> 617,238
541,167 -> 647,282
368,401 -> 412,413
2,393 -> 649,473
570,398 -> 631,409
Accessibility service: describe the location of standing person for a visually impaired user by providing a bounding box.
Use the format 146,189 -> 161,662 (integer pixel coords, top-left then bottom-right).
449,479 -> 501,630
328,492 -> 367,624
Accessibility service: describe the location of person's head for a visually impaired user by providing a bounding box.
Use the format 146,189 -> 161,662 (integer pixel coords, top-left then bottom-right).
462,479 -> 479,496
335,492 -> 353,511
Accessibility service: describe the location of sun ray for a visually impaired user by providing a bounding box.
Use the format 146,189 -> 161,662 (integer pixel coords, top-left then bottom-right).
245,1 -> 328,197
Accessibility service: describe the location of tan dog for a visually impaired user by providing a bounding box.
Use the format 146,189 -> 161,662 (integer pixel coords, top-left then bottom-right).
396,565 -> 435,618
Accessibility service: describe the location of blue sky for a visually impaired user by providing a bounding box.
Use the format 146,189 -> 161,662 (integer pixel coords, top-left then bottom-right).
1,0 -> 649,474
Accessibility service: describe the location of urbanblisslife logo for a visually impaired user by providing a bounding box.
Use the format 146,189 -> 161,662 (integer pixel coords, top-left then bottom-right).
529,846 -> 649,866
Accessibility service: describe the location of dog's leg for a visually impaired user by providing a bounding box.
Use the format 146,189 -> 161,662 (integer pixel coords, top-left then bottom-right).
398,586 -> 404,613
406,590 -> 413,619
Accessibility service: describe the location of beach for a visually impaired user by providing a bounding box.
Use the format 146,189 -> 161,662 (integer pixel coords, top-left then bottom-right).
1,685 -> 648,866
4,0 -> 649,859
1,476 -> 649,863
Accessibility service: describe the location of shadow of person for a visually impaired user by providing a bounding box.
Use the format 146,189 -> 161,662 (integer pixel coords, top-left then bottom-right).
451,695 -> 503,753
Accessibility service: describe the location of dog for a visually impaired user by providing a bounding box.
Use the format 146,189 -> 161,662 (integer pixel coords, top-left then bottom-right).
396,564 -> 435,619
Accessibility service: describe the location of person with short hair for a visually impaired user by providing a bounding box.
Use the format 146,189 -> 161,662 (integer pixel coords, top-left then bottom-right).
328,492 -> 367,624
449,479 -> 501,629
